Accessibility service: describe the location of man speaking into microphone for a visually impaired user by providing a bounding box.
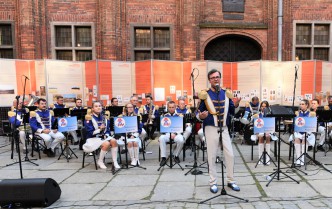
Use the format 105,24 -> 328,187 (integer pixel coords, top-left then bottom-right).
197,69 -> 241,193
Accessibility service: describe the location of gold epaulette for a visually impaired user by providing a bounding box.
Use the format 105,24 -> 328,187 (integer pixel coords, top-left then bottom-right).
118,114 -> 123,118
87,109 -> 92,115
245,102 -> 250,108
198,89 -> 208,100
50,110 -> 54,116
84,106 -> 88,109
30,111 -> 36,117
179,113 -> 184,117
49,104 -> 54,109
139,107 -> 144,114
85,114 -> 92,120
309,111 -> 316,117
252,114 -> 259,119
295,111 -> 299,116
186,105 -> 192,113
69,107 -> 73,114
155,105 -> 159,110
11,106 -> 15,111
105,110 -> 110,120
8,111 -> 15,117
324,105 -> 329,110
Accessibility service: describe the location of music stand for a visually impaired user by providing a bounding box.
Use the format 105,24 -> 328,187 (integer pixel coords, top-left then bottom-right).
70,109 -> 87,121
107,106 -> 124,117
265,106 -> 299,186
57,116 -> 78,162
53,108 -> 69,117
316,110 -> 332,155
114,116 -> 146,171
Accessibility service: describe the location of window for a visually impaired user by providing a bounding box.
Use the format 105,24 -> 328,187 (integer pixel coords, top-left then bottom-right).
133,26 -> 171,61
0,23 -> 14,59
294,22 -> 331,61
52,23 -> 94,61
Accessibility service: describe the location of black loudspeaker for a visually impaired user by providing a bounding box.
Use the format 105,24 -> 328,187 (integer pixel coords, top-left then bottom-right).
1,120 -> 11,135
0,178 -> 61,208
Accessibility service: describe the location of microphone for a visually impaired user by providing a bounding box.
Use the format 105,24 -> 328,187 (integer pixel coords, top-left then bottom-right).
294,64 -> 299,79
215,84 -> 220,92
189,68 -> 196,80
23,75 -> 30,80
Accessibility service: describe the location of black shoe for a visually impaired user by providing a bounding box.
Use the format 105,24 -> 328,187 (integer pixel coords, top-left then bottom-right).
43,149 -> 48,154
73,141 -> 79,145
47,149 -> 55,157
227,183 -> 240,191
121,149 -> 127,154
174,156 -> 180,164
317,145 -> 325,152
307,146 -> 313,151
160,157 -> 167,166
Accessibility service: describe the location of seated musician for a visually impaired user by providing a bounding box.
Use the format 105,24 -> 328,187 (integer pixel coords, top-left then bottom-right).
120,103 -> 143,166
245,96 -> 260,114
252,101 -> 274,165
8,99 -> 28,154
83,101 -> 120,169
52,95 -> 79,145
159,101 -> 185,166
111,97 -> 119,107
29,98 -> 65,157
293,99 -> 316,165
311,99 -> 326,152
324,96 -> 332,139
72,98 -> 84,110
175,97 -> 192,142
143,95 -> 159,140
131,95 -> 147,141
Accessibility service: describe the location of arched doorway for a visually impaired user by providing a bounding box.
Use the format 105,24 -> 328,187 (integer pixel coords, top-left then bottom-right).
204,35 -> 262,61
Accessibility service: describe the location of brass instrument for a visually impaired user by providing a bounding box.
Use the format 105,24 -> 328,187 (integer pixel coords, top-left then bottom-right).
27,94 -> 39,106
147,103 -> 154,125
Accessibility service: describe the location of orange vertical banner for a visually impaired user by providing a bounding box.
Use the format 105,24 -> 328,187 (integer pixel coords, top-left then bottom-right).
183,62 -> 192,96
98,60 -> 112,105
315,60 -> 322,93
301,61 -> 315,96
85,60 -> 97,106
135,60 -> 152,104
223,62 -> 237,90
15,60 -> 32,95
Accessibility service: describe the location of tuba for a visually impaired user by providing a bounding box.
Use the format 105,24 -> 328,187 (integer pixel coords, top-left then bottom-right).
27,94 -> 39,106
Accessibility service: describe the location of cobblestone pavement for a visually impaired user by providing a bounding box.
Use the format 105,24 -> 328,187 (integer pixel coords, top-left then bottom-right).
0,133 -> 332,209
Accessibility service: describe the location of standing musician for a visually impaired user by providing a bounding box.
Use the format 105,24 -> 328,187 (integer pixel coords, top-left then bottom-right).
197,69 -> 241,193
83,101 -> 120,169
130,95 -> 147,141
176,97 -> 192,142
159,101 -> 185,166
121,103 -> 143,166
29,98 -> 65,157
143,95 -> 159,140
252,101 -> 273,165
293,99 -> 316,165
8,99 -> 28,154
311,99 -> 326,152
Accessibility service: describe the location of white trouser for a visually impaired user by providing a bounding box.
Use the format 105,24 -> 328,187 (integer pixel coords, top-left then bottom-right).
19,130 -> 26,149
140,128 -> 147,140
183,125 -> 192,141
69,131 -> 78,142
205,126 -> 235,185
159,134 -> 185,158
318,126 -> 326,145
36,131 -> 65,151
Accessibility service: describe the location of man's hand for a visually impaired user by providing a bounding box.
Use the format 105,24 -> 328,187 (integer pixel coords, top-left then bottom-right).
171,133 -> 176,139
100,124 -> 106,130
198,110 -> 208,120
233,97 -> 242,108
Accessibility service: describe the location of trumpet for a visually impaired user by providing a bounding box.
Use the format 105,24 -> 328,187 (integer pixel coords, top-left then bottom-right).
27,94 -> 39,106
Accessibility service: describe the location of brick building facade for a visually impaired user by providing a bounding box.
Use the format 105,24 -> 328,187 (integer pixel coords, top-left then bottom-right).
0,0 -> 331,61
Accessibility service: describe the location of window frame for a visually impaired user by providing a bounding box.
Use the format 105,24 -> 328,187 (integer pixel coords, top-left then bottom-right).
0,21 -> 15,59
51,22 -> 95,61
293,21 -> 332,61
130,24 -> 173,61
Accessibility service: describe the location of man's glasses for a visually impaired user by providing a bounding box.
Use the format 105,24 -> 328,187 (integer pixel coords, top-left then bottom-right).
209,76 -> 221,80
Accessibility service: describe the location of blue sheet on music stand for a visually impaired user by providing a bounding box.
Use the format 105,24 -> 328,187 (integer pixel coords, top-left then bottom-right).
294,117 -> 317,132
160,116 -> 183,133
113,116 -> 138,134
58,116 -> 78,132
253,117 -> 275,134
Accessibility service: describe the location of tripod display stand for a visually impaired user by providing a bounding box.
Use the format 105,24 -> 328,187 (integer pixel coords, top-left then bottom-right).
265,106 -> 299,187
200,87 -> 248,204
255,133 -> 277,168
184,114 -> 207,176
158,133 -> 184,171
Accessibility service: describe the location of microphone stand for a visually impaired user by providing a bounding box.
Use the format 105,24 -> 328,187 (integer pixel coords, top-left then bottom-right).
200,86 -> 248,204
185,68 -> 207,176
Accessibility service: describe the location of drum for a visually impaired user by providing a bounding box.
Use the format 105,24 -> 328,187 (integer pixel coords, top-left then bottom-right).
240,111 -> 251,125
18,124 -> 31,132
